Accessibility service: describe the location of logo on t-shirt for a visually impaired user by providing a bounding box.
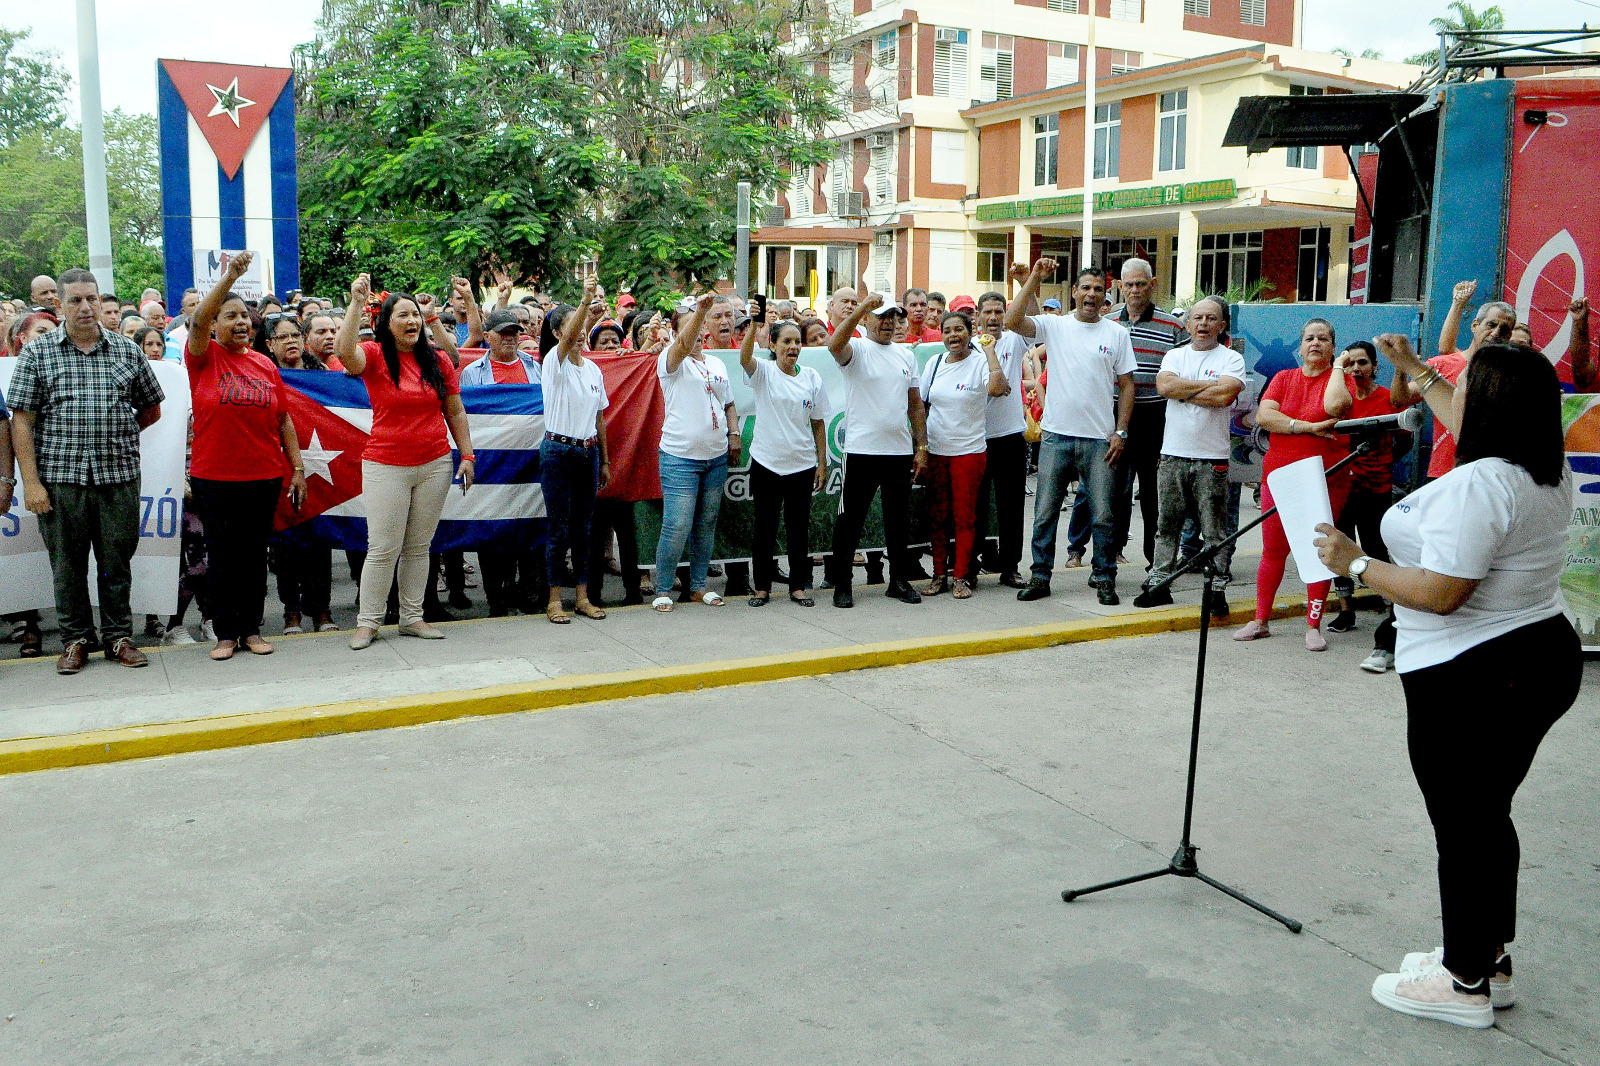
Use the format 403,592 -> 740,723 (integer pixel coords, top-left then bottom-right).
217,368 -> 274,408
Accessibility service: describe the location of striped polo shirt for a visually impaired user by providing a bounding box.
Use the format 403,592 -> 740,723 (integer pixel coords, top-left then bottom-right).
1110,303 -> 1188,405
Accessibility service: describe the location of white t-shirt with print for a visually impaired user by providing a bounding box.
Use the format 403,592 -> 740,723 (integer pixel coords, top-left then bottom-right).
657,350 -> 733,460
984,331 -> 1029,439
839,336 -> 918,455
747,357 -> 826,476
1158,344 -> 1247,460
919,349 -> 992,457
1029,314 -> 1137,440
541,352 -> 608,440
1382,457 -> 1570,672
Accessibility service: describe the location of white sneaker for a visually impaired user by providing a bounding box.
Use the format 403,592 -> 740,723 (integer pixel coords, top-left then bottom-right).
1403,947 -> 1514,1008
1371,963 -> 1494,1028
163,626 -> 197,646
1361,649 -> 1395,673
200,619 -> 217,642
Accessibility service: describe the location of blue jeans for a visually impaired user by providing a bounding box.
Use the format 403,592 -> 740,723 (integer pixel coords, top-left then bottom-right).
540,438 -> 600,587
655,451 -> 728,594
1031,431 -> 1117,585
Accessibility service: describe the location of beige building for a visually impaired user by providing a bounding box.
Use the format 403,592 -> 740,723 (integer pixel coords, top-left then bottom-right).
754,1 -> 1416,307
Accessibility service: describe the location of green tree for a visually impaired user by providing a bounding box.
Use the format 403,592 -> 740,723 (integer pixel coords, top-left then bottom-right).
295,0 -> 607,300
0,110 -> 166,300
295,0 -> 850,304
1405,2 -> 1506,67
0,26 -> 71,148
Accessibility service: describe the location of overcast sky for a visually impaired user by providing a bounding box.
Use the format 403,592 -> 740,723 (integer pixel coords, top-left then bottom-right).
11,0 -> 1600,118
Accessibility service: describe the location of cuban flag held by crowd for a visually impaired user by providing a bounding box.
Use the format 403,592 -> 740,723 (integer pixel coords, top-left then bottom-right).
157,59 -> 300,305
273,370 -> 547,552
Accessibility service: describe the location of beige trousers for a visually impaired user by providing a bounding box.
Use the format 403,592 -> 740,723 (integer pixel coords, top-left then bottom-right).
357,456 -> 454,628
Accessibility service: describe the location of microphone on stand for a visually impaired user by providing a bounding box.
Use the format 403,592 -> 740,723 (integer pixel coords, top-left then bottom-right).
1332,407 -> 1424,435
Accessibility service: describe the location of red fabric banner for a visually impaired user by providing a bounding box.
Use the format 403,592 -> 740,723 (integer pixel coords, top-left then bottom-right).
590,350 -> 665,501
1507,80 -> 1600,387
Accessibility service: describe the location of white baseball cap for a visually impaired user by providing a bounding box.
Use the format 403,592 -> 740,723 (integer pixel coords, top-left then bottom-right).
868,291 -> 904,316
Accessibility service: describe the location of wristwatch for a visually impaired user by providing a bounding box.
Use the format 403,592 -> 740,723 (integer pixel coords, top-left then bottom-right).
1347,556 -> 1372,586
1115,429 -> 1129,440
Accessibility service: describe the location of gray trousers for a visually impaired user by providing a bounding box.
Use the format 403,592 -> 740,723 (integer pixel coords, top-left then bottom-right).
1148,456 -> 1230,587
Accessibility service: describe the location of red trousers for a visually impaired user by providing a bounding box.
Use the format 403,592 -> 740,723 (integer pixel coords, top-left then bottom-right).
929,451 -> 987,583
1255,475 -> 1350,627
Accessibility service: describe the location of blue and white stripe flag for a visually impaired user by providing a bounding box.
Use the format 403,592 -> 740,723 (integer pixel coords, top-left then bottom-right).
275,369 -> 546,552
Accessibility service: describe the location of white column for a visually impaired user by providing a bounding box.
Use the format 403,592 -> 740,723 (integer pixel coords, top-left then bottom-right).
1012,222 -> 1031,281
1328,222 -> 1351,303
1175,210 -> 1200,305
1081,14 -> 1096,271
75,0 -> 114,294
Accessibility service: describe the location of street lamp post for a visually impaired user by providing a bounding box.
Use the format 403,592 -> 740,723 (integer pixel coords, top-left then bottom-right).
75,0 -> 115,295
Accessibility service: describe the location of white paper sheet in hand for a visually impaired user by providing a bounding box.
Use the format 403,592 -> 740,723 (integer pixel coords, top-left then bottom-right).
1265,456 -> 1337,583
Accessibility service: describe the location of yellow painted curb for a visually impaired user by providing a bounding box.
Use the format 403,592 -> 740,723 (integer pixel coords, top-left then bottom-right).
0,592 -> 1346,776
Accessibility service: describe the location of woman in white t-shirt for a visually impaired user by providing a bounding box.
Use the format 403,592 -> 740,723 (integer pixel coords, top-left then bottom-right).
539,278 -> 612,624
919,311 -> 1008,598
739,320 -> 827,606
1315,340 -> 1580,1031
652,292 -> 740,611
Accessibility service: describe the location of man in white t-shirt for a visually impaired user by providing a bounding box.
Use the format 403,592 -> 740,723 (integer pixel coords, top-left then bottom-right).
825,291 -> 930,607
965,286 -> 1031,586
1134,296 -> 1245,611
1003,260 -> 1136,605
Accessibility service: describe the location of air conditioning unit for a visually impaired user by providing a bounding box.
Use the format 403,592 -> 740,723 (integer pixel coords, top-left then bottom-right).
836,191 -> 866,218
869,132 -> 892,149
763,204 -> 786,227
934,27 -> 962,43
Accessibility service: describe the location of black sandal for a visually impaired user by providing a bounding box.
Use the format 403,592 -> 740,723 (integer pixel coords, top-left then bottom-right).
748,592 -> 771,607
789,591 -> 815,607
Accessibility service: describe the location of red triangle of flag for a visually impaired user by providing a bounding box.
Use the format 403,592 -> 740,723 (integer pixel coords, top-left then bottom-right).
160,59 -> 291,180
275,384 -> 370,531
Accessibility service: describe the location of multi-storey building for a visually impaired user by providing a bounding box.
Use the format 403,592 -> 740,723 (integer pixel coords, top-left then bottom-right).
753,0 -> 1418,308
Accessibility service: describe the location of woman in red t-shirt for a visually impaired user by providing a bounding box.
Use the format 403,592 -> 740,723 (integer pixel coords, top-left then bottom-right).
1235,317 -> 1353,651
335,273 -> 475,650
185,252 -> 309,661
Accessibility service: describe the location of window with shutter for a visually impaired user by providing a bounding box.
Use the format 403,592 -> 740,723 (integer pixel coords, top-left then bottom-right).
791,169 -> 811,215
1047,43 -> 1078,88
875,31 -> 897,68
1033,113 -> 1059,186
873,147 -> 893,203
931,131 -> 966,185
873,234 -> 893,290
979,34 -> 1013,102
932,30 -> 970,99
1183,0 -> 1210,14
1240,0 -> 1266,26
1109,0 -> 1142,21
1045,0 -> 1078,11
830,151 -> 849,213
1106,50 -> 1141,75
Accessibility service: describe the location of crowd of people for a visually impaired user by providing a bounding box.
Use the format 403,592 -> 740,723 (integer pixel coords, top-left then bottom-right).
2,256 -> 1592,669
1,253 -> 1590,1032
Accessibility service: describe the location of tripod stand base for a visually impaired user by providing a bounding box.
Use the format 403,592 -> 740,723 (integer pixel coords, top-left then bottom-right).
1062,844 -> 1302,933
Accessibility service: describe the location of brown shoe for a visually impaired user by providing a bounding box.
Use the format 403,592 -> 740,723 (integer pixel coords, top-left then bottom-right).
105,637 -> 149,668
56,638 -> 90,675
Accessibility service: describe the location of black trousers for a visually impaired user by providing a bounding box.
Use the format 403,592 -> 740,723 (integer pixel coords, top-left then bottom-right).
588,499 -> 642,605
1335,488 -> 1396,649
827,453 -> 912,589
191,476 -> 282,642
271,542 -> 331,617
1398,614 -> 1581,982
479,549 -> 545,613
751,461 -> 815,592
970,431 -> 1026,574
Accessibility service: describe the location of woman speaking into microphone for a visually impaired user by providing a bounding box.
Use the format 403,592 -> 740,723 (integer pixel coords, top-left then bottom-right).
1314,337 -> 1580,1030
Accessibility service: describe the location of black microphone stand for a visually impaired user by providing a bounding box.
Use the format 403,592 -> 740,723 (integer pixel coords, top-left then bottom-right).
1061,438 -> 1381,932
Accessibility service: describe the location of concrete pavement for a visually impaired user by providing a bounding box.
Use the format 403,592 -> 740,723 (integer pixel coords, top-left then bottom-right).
0,629 -> 1593,1064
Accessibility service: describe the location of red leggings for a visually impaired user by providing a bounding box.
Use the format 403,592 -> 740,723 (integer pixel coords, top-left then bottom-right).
929,451 -> 987,582
1255,477 -> 1349,628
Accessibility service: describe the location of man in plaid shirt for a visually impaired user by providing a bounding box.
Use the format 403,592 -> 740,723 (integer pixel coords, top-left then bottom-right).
8,268 -> 165,674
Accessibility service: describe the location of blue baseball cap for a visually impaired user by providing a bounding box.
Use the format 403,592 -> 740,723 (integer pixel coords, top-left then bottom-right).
1042,297 -> 1062,310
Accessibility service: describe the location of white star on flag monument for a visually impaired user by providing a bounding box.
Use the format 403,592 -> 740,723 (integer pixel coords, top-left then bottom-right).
298,430 -> 342,484
205,78 -> 256,127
